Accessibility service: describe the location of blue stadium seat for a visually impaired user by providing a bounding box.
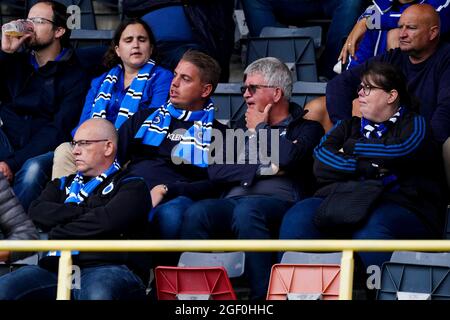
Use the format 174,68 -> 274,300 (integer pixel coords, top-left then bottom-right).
259,26 -> 322,49
377,251 -> 450,300
245,36 -> 318,82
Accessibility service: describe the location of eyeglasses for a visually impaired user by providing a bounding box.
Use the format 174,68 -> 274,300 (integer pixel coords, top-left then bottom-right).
27,17 -> 55,25
240,84 -> 277,95
70,139 -> 109,148
357,83 -> 384,96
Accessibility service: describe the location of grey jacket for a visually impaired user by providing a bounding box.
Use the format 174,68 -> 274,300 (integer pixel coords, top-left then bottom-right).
0,173 -> 39,262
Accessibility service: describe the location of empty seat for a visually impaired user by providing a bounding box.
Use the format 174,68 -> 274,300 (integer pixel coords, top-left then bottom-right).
267,252 -> 341,300
155,266 -> 237,300
259,26 -> 322,49
155,252 -> 245,300
245,36 -> 318,82
267,264 -> 340,300
377,251 -> 450,300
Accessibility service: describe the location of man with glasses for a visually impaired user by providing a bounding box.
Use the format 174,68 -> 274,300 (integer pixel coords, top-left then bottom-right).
180,57 -> 324,300
0,0 -> 89,210
0,118 -> 152,300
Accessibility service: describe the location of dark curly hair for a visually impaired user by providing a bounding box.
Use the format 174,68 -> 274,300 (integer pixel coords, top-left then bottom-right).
102,18 -> 157,70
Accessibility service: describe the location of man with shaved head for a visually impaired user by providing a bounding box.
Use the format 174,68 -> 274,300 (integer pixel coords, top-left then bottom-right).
326,3 -> 450,144
0,118 -> 152,300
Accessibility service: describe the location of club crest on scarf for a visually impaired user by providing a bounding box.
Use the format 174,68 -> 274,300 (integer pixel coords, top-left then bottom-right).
90,60 -> 156,129
134,100 -> 215,167
65,161 -> 121,204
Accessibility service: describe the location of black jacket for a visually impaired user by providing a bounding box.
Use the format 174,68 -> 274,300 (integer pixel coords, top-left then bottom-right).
208,103 -> 325,199
313,111 -> 447,235
0,48 -> 89,172
29,170 -> 152,282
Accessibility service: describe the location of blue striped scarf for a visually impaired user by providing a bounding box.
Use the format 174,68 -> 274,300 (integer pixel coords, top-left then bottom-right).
134,100 -> 215,167
361,106 -> 404,139
90,60 -> 156,129
65,161 -> 121,204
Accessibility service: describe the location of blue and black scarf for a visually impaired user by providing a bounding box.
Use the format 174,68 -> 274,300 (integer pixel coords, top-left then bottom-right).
65,161 -> 121,204
90,60 -> 156,128
134,100 -> 215,167
361,106 -> 404,139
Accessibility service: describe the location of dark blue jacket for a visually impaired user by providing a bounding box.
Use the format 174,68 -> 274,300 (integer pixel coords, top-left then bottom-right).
313,111 -> 447,235
327,43 -> 450,143
0,48 -> 90,172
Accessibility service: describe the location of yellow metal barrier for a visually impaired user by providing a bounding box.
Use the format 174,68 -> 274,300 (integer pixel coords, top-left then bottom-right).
2,239 -> 450,301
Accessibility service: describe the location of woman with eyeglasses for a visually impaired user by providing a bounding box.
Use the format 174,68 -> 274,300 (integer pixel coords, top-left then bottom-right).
279,61 -> 447,272
52,18 -> 173,179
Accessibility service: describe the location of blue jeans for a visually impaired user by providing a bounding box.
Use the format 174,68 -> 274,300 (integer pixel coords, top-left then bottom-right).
181,196 -> 293,300
150,196 -> 194,239
241,0 -> 367,78
279,198 -> 434,268
13,152 -> 53,211
0,264 -> 146,300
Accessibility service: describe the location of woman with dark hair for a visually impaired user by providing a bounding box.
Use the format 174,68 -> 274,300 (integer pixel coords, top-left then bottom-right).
52,19 -> 173,178
279,61 -> 447,269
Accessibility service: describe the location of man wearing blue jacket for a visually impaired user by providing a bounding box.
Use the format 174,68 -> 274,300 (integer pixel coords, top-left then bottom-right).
0,0 -> 89,210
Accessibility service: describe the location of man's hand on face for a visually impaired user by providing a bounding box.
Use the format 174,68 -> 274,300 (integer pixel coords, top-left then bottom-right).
0,162 -> 13,182
245,103 -> 272,131
1,31 -> 31,54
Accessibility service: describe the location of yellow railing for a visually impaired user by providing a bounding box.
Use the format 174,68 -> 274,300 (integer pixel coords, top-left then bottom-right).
2,239 -> 450,300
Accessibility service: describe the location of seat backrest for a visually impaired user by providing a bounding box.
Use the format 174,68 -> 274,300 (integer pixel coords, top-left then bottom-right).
245,36 -> 317,82
212,83 -> 246,128
74,45 -> 108,79
390,251 -> 450,268
178,252 -> 245,278
377,262 -> 450,300
155,266 -> 237,300
267,264 -> 340,300
281,251 -> 342,264
260,26 -> 322,49
291,81 -> 327,107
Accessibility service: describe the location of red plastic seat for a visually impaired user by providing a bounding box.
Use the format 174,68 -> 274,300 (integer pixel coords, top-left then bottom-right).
155,266 -> 237,300
267,264 -> 340,300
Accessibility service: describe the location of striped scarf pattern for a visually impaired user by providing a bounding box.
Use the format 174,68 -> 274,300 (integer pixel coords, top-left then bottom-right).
361,106 -> 404,139
90,60 -> 156,129
64,161 -> 121,204
134,100 -> 215,167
